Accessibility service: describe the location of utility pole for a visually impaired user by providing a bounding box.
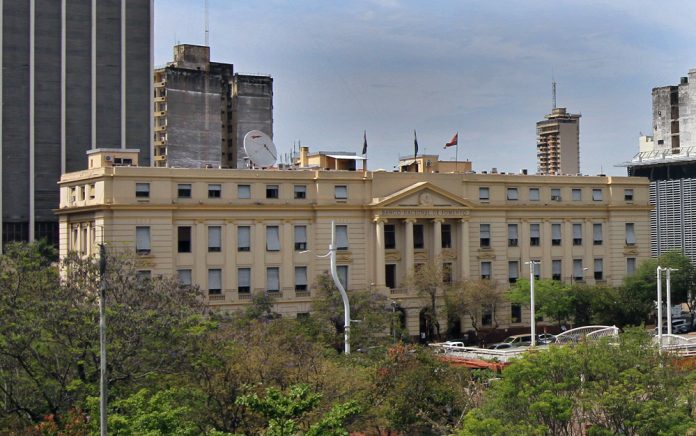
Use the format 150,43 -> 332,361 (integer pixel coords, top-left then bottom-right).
99,244 -> 107,436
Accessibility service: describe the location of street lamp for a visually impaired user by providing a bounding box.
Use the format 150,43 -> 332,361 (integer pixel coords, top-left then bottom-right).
657,266 -> 679,336
525,260 -> 540,347
98,243 -> 108,436
302,221 -> 351,354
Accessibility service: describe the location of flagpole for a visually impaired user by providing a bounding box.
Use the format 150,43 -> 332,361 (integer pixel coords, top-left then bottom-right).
455,134 -> 459,173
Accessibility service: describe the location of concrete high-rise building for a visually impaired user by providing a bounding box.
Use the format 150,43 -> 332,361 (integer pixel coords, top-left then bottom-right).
153,44 -> 273,169
620,67 -> 696,264
1,0 -> 153,246
536,107 -> 581,175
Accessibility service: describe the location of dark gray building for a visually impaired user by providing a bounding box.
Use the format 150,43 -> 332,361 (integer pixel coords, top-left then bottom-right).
2,0 -> 152,246
153,44 -> 273,169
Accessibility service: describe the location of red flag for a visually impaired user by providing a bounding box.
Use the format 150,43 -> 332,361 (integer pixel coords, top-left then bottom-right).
444,132 -> 458,148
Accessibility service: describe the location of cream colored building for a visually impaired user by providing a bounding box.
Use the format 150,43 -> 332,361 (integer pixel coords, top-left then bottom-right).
57,149 -> 651,337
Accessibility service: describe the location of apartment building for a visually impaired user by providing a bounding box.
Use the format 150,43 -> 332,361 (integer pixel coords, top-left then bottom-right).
536,107 -> 581,175
58,149 -> 651,337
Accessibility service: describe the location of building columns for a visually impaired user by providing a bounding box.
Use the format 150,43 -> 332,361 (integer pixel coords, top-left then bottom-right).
375,218 -> 386,288
459,218 -> 470,278
432,218 -> 443,260
404,218 -> 415,275
282,220 -> 294,292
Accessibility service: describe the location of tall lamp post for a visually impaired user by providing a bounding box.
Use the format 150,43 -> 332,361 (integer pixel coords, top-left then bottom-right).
666,267 -> 678,335
98,243 -> 108,436
526,260 -> 540,347
302,221 -> 351,354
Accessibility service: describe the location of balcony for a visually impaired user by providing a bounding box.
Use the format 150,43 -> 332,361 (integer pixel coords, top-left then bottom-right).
154,125 -> 166,132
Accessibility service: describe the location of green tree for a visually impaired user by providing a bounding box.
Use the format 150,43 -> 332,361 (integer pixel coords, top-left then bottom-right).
311,272 -> 393,351
237,384 -> 359,436
404,260 -> 447,339
510,278 -> 574,327
0,243 -> 210,430
446,279 -> 507,340
459,329 -> 695,435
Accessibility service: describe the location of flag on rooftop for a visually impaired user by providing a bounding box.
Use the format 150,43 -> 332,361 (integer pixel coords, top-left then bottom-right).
414,130 -> 419,158
362,131 -> 367,155
444,132 -> 458,148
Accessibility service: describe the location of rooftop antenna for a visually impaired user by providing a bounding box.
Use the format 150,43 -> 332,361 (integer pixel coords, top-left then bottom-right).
204,0 -> 209,46
552,71 -> 557,110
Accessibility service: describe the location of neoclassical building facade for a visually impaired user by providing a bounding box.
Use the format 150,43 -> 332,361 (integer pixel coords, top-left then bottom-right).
57,149 -> 652,336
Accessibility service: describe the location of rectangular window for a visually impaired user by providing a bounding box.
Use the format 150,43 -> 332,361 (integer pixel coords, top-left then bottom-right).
238,268 -> 251,293
508,261 -> 519,284
511,304 -> 522,323
413,224 -> 424,249
294,185 -> 307,199
266,226 -> 281,251
335,185 -> 348,200
479,187 -> 489,200
441,224 -> 452,249
530,223 -> 540,246
482,306 -> 493,326
385,224 -> 396,249
135,182 -> 150,198
594,258 -> 603,280
529,188 -> 540,201
266,185 -> 279,199
238,184 -> 251,199
385,264 -> 397,289
552,260 -> 562,281
443,263 -> 453,283
295,266 -> 308,291
89,184 -> 95,199
237,226 -> 251,252
135,226 -> 151,255
573,223 -> 583,246
573,259 -> 585,282
508,224 -> 518,247
592,188 -> 603,201
177,226 -> 192,253
626,258 -> 636,275
208,269 -> 222,295
551,223 -> 562,246
294,225 -> 307,251
136,270 -> 151,283
177,183 -> 192,198
593,223 -> 603,245
625,223 -> 636,245
481,261 -> 492,280
336,225 -> 349,250
624,189 -> 634,201
208,226 -> 222,252
70,187 -> 76,203
208,184 -> 222,198
572,188 -> 582,201
533,261 -> 541,280
177,269 -> 192,286
480,224 -> 491,248
337,265 -> 348,290
551,188 -> 561,201
266,267 -> 280,292
507,187 -> 518,200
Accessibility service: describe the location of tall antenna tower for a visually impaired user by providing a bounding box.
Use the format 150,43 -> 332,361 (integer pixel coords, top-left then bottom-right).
204,0 -> 209,46
552,77 -> 557,110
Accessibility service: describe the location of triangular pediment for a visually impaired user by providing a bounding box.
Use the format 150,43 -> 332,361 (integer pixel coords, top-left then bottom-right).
371,182 -> 473,209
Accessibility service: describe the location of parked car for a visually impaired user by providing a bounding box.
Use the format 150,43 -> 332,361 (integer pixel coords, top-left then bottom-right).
443,341 -> 465,348
671,319 -> 689,334
537,333 -> 557,344
487,342 -> 513,350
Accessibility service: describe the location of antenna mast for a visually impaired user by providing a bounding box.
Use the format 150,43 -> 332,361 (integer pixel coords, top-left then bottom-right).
552,77 -> 557,110
204,0 -> 209,46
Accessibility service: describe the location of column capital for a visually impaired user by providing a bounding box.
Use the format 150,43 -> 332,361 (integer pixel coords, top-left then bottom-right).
432,218 -> 445,224
459,217 -> 470,223
405,218 -> 417,224
254,219 -> 265,224
373,216 -> 388,224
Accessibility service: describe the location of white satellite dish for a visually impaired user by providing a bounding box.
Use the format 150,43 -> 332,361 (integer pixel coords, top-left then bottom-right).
244,130 -> 277,168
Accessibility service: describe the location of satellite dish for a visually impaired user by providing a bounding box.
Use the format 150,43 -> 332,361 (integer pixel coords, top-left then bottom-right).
244,130 -> 277,168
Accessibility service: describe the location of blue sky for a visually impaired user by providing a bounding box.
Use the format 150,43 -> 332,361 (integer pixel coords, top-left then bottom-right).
155,0 -> 696,175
